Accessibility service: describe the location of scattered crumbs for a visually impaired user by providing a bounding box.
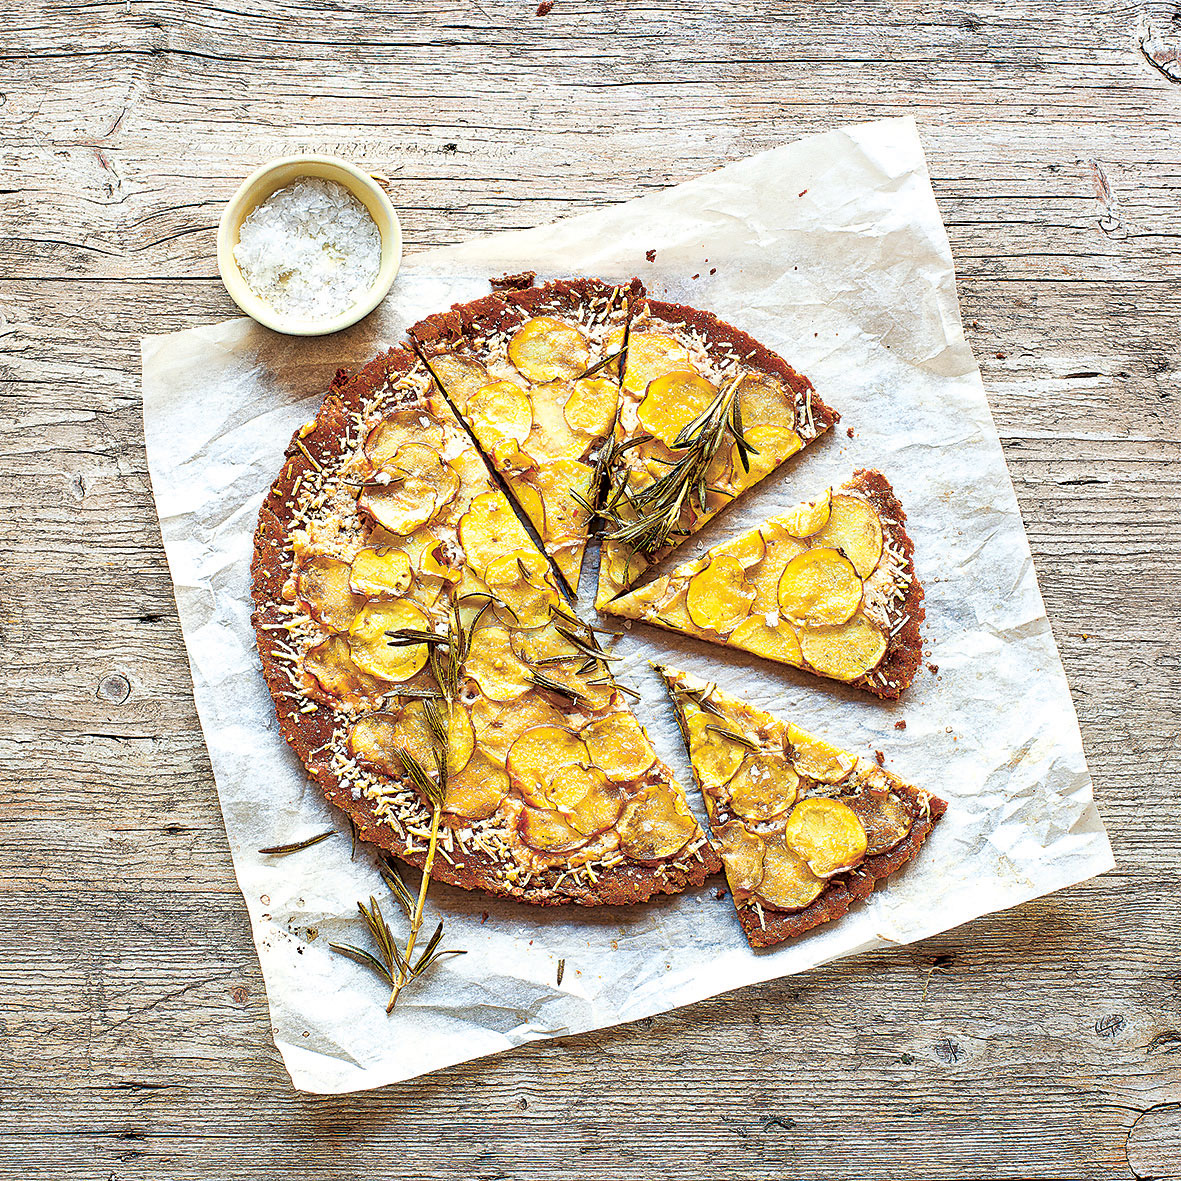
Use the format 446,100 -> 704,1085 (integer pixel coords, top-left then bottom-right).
442,142 -> 458,153
814,332 -> 818,337
692,273 -> 700,280
895,719 -> 907,731
995,351 -> 1006,359
846,426 -> 855,439
645,248 -> 656,262
536,0 -> 553,12
927,663 -> 939,675
874,750 -> 886,766
481,910 -> 489,924
798,189 -> 808,197
971,320 -> 979,329
715,888 -> 727,901
557,958 -> 566,986
709,267 -> 716,275
611,939 -> 619,950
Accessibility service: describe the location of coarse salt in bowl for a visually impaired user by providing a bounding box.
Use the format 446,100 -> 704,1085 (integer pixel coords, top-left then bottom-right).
217,156 -> 402,336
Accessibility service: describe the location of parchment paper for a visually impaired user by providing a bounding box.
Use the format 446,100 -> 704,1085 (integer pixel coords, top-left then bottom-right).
141,116 -> 1113,1094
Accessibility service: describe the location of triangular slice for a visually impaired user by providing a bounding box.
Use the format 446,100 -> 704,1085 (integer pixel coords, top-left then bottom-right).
595,298 -> 838,607
409,277 -> 643,593
251,346 -> 720,907
602,470 -> 924,699
660,668 -> 946,947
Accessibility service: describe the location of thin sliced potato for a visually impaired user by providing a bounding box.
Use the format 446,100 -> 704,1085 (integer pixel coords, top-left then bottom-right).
508,476 -> 546,535
685,707 -> 746,788
506,725 -> 590,805
458,491 -> 531,576
845,786 -> 915,855
349,547 -> 413,597
304,634 -> 387,700
346,712 -> 404,776
564,377 -> 619,436
787,723 -> 859,784
464,624 -> 533,701
531,459 -> 594,543
444,753 -> 510,820
777,547 -> 863,627
517,806 -> 589,853
359,480 -> 437,536
581,713 -> 657,782
485,549 -> 559,629
725,753 -> 800,822
468,380 -> 533,447
428,353 -> 489,410
566,778 -> 624,836
637,371 -> 717,447
363,411 -> 445,468
616,783 -> 698,862
798,614 -> 887,681
623,331 -> 693,395
348,599 -> 431,682
729,616 -> 803,667
420,540 -> 462,583
757,837 -> 825,911
714,819 -> 766,896
717,528 -> 766,569
297,554 -> 365,632
735,372 -> 795,430
685,555 -> 755,635
778,489 -> 832,539
782,797 -> 868,877
748,526 -> 808,614
508,316 -> 590,383
813,494 -> 884,578
385,442 -> 461,507
471,692 -> 567,767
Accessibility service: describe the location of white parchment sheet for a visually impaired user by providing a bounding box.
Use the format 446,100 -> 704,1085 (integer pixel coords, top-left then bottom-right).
141,117 -> 1113,1094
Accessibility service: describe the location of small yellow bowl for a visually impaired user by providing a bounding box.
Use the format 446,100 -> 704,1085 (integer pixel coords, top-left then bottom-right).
217,155 -> 403,336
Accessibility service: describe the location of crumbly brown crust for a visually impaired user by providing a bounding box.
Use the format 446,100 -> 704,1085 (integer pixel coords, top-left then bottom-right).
847,468 -> 926,700
250,346 -> 720,908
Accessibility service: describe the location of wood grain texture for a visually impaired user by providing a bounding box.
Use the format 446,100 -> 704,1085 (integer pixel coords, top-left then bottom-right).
2,0 -> 1180,1177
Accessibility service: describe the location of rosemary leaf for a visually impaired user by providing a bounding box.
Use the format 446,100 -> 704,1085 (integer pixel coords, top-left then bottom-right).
529,670 -> 586,705
329,942 -> 394,987
258,830 -> 334,856
397,747 -> 445,811
412,919 -> 446,975
705,724 -> 761,750
573,348 -> 624,381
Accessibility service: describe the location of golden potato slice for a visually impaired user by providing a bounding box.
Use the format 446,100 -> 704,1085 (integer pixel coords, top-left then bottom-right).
508,316 -> 590,383
347,599 -> 431,682
508,475 -> 546,535
346,712 -> 404,776
297,554 -> 365,632
471,693 -> 567,767
428,353 -> 489,410
714,819 -> 766,896
757,837 -> 825,911
717,529 -> 766,569
731,423 -> 803,481
464,624 -> 532,701
304,634 -> 387,700
363,411 -> 445,468
564,377 -> 619,436
798,614 -> 888,681
845,787 -> 915,855
735,372 -> 795,429
386,442 -> 461,507
777,547 -> 862,627
685,555 -> 755,635
685,708 -> 746,788
488,436 -> 535,476
725,753 -> 800,822
348,547 -> 413,597
420,540 -> 461,584
566,778 -> 624,836
458,491 -> 531,576
359,480 -> 437,535
786,724 -> 859,784
517,806 -> 589,853
581,713 -> 657,781
485,549 -> 559,629
637,371 -> 718,447
748,526 -> 808,614
728,616 -> 803,666
444,753 -> 510,820
547,764 -> 600,808
468,380 -> 533,447
506,725 -> 590,805
531,459 -> 594,543
778,489 -> 832,539
623,331 -> 693,395
617,783 -> 698,862
782,797 -> 868,877
813,494 -> 884,578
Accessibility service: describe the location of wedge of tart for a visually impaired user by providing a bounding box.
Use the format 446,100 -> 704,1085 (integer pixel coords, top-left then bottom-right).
595,298 -> 838,607
602,470 -> 923,699
660,668 -> 946,947
251,346 -> 720,907
409,278 -> 642,593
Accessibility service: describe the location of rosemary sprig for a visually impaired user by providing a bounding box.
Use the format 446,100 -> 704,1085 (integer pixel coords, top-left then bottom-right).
705,724 -> 762,751
529,669 -> 587,705
572,348 -> 624,381
682,684 -> 725,718
259,830 -> 334,856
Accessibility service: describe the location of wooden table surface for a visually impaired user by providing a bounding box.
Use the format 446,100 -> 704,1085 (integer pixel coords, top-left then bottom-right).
5,2 -> 1181,1177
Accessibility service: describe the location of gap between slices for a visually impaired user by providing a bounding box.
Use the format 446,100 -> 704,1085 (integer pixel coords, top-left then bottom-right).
601,470 -> 925,699
250,344 -> 721,909
658,667 -> 947,948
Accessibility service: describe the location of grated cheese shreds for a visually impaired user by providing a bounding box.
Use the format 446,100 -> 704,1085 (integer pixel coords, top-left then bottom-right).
233,177 -> 381,320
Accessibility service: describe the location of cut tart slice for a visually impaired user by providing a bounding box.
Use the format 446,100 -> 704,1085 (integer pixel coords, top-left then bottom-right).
409,277 -> 643,593
660,668 -> 946,947
251,346 -> 720,907
595,298 -> 838,607
602,470 -> 924,699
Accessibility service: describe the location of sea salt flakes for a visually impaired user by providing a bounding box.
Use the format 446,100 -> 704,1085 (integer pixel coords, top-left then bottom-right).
233,177 -> 381,320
